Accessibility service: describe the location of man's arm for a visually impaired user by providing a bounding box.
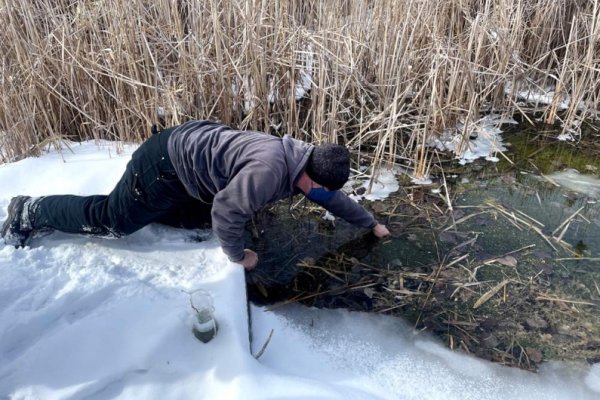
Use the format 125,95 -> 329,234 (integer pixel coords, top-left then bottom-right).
211,163 -> 280,269
314,191 -> 389,237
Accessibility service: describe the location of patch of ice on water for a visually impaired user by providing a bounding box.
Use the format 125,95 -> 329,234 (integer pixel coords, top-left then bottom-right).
557,132 -> 575,142
429,115 -> 516,166
546,169 -> 600,198
349,168 -> 400,202
411,176 -> 433,185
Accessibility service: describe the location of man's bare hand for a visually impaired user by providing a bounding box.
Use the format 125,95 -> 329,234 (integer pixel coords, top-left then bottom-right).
372,223 -> 390,238
240,249 -> 258,270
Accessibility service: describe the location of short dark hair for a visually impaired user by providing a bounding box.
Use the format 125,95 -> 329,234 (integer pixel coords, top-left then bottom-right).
305,143 -> 350,190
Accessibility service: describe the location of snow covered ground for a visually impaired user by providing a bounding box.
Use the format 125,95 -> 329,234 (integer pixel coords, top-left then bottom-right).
1,140 -> 599,400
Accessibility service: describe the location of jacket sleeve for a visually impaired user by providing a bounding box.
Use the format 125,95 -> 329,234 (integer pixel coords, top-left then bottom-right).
314,191 -> 378,229
211,163 -> 280,262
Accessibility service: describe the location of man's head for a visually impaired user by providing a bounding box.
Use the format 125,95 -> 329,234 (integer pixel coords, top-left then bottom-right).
305,143 -> 350,190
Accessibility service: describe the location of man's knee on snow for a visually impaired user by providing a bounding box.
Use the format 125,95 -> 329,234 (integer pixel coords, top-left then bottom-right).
104,217 -> 143,238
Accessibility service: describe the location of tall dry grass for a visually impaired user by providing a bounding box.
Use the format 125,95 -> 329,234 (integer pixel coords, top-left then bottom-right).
0,0 -> 598,176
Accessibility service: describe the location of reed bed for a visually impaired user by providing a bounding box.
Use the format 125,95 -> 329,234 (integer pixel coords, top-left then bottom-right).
0,0 -> 598,171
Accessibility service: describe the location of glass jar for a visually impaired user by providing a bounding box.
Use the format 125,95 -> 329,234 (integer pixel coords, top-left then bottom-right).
190,289 -> 218,343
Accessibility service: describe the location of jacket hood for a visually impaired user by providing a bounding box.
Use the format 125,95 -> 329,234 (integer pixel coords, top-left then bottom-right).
282,135 -> 314,191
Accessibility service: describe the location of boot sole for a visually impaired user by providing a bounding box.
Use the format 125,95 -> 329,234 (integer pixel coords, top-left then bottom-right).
1,196 -> 31,247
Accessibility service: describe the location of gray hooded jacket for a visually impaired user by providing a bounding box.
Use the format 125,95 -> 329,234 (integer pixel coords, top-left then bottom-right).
167,120 -> 377,262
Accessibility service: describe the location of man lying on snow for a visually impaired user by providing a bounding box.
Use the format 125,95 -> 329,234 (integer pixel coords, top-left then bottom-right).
1,120 -> 390,269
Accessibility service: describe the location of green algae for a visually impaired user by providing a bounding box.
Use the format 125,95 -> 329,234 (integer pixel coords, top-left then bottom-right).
499,123 -> 600,174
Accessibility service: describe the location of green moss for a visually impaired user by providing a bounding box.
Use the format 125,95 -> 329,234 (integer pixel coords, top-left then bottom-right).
501,124 -> 600,175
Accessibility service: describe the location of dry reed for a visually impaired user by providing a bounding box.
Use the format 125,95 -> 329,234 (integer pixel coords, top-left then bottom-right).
0,0 -> 598,173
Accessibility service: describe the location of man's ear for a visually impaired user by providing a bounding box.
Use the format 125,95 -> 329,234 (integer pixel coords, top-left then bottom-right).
296,172 -> 312,194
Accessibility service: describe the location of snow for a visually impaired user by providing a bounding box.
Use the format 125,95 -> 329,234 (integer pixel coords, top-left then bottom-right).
503,80 -> 596,137
293,47 -> 314,100
235,47 -> 314,113
1,141 -> 599,399
504,81 -> 574,111
503,80 -> 594,118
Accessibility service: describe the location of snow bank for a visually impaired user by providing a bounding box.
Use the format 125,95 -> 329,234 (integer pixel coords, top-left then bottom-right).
253,305 -> 600,400
0,239 -> 251,400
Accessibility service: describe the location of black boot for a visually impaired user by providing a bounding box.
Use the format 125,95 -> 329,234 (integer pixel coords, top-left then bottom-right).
1,196 -> 39,247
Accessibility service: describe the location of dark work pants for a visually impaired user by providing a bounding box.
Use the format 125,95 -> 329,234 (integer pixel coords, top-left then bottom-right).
33,128 -> 212,237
